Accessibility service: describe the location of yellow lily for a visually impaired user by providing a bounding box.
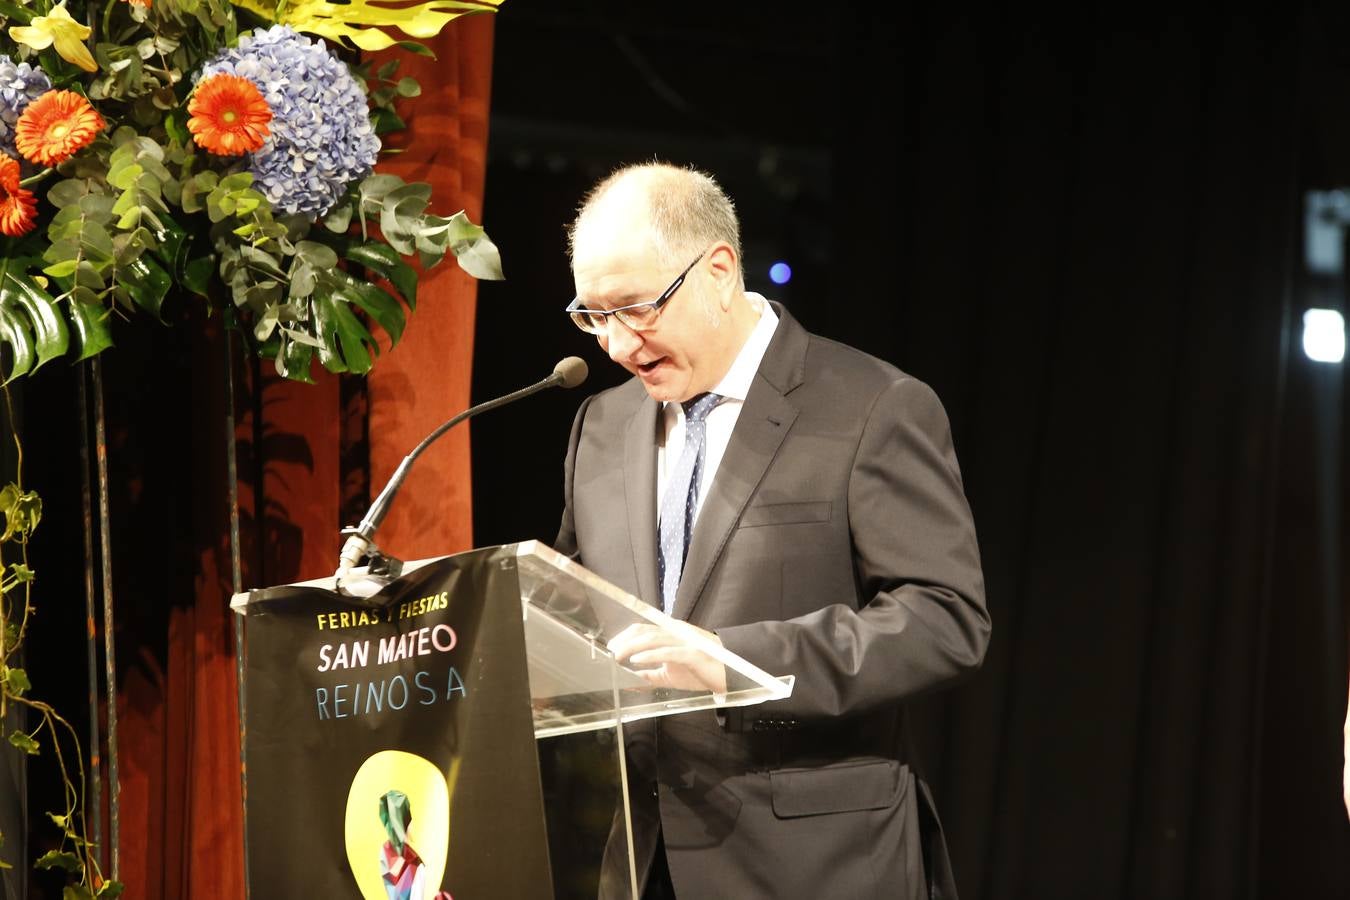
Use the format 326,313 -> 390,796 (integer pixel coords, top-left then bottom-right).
8,3 -> 98,73
232,0 -> 502,51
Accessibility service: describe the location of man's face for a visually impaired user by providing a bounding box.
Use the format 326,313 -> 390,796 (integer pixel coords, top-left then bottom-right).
572,236 -> 727,403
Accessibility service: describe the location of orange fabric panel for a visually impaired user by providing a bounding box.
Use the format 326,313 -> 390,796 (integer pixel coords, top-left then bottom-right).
260,372 -> 341,584
367,14 -> 495,563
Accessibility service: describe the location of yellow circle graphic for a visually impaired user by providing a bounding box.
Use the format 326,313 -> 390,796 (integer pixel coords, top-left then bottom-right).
345,749 -> 451,900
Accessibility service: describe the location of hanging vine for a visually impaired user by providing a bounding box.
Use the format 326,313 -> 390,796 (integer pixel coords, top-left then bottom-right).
0,384 -> 121,898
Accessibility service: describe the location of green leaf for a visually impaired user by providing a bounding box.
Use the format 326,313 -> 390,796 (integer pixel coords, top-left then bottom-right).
3,667 -> 31,696
393,40 -> 436,58
7,732 -> 38,755
379,184 -> 433,256
180,255 -> 215,298
219,172 -> 254,193
34,850 -> 82,873
0,0 -> 34,23
322,203 -> 354,234
395,77 -> 421,98
3,269 -> 71,372
370,107 -> 406,136
344,241 -> 418,308
42,260 -> 80,280
96,882 -> 126,899
67,300 -> 115,362
312,289 -> 377,375
0,305 -> 35,382
358,174 -> 408,210
0,483 -> 41,539
10,563 -> 33,583
450,232 -> 503,281
47,179 -> 96,209
273,334 -> 315,384
63,885 -> 95,900
323,269 -> 405,346
295,241 -> 338,270
118,255 -> 172,322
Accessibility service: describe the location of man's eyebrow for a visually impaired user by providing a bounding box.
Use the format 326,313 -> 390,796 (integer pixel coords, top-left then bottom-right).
577,290 -> 649,310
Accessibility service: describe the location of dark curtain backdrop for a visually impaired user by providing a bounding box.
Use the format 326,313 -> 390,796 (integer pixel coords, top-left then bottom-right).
473,3 -> 1349,898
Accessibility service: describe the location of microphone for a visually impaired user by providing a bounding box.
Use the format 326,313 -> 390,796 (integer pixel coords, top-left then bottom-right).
336,357 -> 589,576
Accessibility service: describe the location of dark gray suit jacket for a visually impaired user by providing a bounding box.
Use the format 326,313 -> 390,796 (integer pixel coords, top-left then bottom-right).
556,305 -> 989,900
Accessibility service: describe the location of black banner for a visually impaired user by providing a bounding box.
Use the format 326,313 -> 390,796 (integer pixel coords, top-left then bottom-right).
241,547 -> 551,899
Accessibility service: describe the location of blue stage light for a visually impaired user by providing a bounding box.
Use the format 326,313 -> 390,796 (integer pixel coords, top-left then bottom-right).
769,262 -> 792,285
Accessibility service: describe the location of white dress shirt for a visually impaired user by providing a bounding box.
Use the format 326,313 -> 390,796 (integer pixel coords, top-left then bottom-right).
656,294 -> 779,528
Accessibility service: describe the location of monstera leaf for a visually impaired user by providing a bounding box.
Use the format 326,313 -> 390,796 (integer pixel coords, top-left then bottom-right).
0,259 -> 70,383
232,0 -> 503,50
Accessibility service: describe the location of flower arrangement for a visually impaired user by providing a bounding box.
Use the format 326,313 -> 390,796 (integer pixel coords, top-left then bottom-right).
0,0 -> 504,385
0,0 -> 502,893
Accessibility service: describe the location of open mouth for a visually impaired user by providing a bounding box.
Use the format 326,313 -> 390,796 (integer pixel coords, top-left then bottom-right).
638,357 -> 666,375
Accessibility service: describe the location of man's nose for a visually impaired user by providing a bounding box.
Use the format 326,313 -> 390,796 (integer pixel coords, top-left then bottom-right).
604,316 -> 643,362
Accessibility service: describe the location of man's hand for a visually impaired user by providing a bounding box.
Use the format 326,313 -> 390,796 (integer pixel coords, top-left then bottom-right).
607,619 -> 728,694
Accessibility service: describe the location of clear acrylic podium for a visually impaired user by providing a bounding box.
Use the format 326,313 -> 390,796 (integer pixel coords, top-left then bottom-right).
231,541 -> 793,899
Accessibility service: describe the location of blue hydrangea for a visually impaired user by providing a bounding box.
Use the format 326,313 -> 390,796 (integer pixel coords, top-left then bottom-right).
198,26 -> 380,218
0,56 -> 51,159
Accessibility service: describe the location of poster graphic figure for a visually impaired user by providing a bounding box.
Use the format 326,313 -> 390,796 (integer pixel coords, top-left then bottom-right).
346,750 -> 454,900
379,790 -> 434,900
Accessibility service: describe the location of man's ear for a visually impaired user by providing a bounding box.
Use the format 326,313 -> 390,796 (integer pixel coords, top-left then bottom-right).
707,242 -> 739,308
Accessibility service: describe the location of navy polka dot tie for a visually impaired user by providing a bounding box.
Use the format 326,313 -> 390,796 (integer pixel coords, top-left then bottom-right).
657,392 -> 724,615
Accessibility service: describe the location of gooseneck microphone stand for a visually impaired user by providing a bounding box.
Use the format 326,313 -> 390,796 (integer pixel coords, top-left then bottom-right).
335,356 -> 589,582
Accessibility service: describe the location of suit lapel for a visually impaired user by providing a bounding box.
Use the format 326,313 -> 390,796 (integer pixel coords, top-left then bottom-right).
624,393 -> 662,607
673,304 -> 809,621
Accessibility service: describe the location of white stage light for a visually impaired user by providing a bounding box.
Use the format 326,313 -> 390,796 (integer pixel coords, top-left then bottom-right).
1303,308 -> 1346,363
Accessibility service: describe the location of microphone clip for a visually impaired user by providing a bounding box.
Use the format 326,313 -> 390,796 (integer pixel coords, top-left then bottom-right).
337,526 -> 404,590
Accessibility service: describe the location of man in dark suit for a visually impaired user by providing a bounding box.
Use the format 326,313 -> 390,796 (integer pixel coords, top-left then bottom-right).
555,162 -> 989,899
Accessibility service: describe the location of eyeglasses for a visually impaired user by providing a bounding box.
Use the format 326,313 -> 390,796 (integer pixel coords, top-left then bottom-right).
565,248 -> 708,334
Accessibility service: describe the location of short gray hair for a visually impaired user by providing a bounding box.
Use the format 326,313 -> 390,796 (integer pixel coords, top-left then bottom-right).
568,162 -> 744,285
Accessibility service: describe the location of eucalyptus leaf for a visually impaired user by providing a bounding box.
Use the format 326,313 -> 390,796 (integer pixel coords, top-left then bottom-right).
47,179 -> 95,209
393,40 -> 436,58
253,306 -> 279,341
295,241 -> 339,270
451,233 -> 504,281
323,203 -> 354,234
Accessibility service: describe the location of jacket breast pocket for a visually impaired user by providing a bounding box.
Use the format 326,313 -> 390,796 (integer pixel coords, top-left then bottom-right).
769,758 -> 905,818
739,500 -> 832,528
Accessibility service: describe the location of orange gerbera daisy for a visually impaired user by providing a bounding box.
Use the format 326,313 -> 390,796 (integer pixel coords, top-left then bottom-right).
0,155 -> 38,237
14,90 -> 104,168
188,74 -> 272,156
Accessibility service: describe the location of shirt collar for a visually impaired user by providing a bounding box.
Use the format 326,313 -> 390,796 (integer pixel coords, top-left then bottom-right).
709,293 -> 778,402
